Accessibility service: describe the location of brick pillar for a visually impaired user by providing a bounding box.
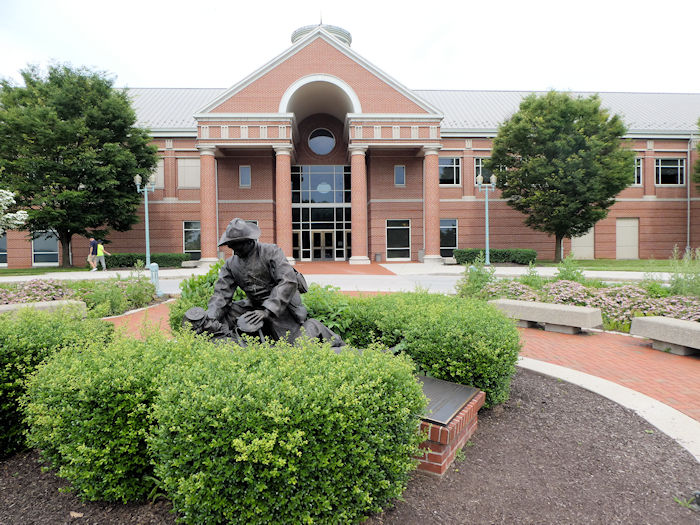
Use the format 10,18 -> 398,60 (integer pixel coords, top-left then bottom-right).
274,145 -> 294,263
198,145 -> 218,261
423,145 -> 443,263
164,142 -> 177,199
349,145 -> 370,264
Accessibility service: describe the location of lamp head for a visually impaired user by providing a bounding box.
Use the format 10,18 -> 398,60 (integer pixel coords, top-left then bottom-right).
476,174 -> 483,186
491,174 -> 497,186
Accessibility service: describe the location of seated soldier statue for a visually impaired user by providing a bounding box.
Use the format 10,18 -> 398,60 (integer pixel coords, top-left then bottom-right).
184,218 -> 343,346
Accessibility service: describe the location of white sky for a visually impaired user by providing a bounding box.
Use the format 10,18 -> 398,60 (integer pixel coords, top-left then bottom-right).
1,0 -> 698,93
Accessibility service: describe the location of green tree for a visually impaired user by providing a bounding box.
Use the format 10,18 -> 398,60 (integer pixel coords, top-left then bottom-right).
0,64 -> 157,266
487,91 -> 635,262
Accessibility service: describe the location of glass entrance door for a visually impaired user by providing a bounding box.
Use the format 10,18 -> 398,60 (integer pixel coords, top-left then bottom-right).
312,231 -> 335,261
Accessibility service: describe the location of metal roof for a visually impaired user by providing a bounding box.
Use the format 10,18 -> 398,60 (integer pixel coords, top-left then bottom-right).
414,90 -> 700,135
126,87 -> 700,136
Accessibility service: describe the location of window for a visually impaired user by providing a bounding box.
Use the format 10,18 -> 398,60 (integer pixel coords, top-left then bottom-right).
154,158 -> 165,188
655,158 -> 685,185
183,221 -> 201,260
440,219 -> 457,257
177,158 -> 201,188
474,157 -> 496,185
633,158 -> 642,186
32,231 -> 58,266
386,219 -> 410,259
292,165 -> 350,205
0,233 -> 6,266
439,157 -> 461,185
394,165 -> 406,186
239,165 -> 251,188
308,128 -> 335,155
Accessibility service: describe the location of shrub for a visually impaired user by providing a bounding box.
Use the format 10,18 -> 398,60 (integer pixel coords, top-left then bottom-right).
518,261 -> 548,290
301,283 -> 351,335
400,298 -> 521,407
554,254 -> 586,283
104,252 -> 190,269
478,280 -> 539,301
68,276 -> 156,317
453,248 -> 537,265
455,252 -> 495,298
668,246 -> 700,298
150,337 -> 427,524
0,307 -> 113,458
22,331 -> 212,502
541,280 -> 593,305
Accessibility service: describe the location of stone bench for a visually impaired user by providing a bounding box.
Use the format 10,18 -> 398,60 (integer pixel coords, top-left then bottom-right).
0,299 -> 87,318
629,316 -> 700,356
488,299 -> 603,334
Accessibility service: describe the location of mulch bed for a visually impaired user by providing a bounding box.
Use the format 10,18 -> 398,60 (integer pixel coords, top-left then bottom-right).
1,369 -> 698,525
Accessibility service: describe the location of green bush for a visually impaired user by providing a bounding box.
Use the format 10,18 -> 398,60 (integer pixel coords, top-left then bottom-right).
455,252 -> 496,298
22,331 -> 212,502
401,298 -> 521,407
103,252 -> 190,269
169,260 -> 245,332
453,248 -> 537,265
68,275 -> 156,317
150,337 -> 426,524
301,283 -> 352,335
554,254 -> 586,283
0,307 -> 113,458
668,246 -> 700,298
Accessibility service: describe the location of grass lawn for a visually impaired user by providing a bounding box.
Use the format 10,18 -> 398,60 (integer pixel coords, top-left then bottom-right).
536,259 -> 678,272
0,267 -> 89,277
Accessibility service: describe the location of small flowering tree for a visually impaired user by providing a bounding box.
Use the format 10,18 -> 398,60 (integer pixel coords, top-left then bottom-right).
0,189 -> 28,235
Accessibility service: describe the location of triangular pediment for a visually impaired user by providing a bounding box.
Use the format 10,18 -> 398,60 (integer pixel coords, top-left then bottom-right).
196,26 -> 442,118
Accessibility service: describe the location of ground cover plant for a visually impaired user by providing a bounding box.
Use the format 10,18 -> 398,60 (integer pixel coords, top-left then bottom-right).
0,274 -> 155,317
457,251 -> 700,332
0,307 -> 113,457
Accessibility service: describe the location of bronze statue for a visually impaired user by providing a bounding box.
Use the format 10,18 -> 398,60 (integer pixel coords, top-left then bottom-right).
184,218 -> 343,347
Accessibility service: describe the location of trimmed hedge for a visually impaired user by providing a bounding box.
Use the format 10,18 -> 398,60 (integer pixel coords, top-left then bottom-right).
453,248 -> 537,265
103,252 -> 190,269
0,307 -> 113,458
150,337 -> 426,524
22,331 -> 212,502
320,292 -> 521,408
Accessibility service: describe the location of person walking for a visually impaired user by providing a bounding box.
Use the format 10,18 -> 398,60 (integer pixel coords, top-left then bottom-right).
96,240 -> 111,271
87,237 -> 98,271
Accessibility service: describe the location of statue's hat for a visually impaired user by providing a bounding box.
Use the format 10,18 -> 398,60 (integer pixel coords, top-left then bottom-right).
217,218 -> 261,246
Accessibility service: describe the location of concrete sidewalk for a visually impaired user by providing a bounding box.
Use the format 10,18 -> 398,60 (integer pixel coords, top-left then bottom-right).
0,261 -> 670,287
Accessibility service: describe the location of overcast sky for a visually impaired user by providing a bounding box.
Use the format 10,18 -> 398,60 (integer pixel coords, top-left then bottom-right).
1,0 -> 698,93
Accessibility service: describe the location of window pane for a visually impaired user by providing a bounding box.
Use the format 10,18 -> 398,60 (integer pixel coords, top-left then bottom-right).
308,129 -> 335,155
439,166 -> 454,184
184,230 -> 201,251
387,248 -> 410,259
394,165 -> 405,185
310,208 -> 334,221
387,219 -> 409,228
184,221 -> 200,230
387,228 -> 409,248
33,232 -> 57,253
34,253 -> 59,263
239,166 -> 251,187
0,234 -> 6,252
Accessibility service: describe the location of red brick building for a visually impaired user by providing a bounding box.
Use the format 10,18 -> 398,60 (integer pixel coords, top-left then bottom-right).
3,24 -> 699,267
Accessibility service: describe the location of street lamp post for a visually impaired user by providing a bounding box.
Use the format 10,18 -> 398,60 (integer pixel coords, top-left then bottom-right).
476,173 -> 497,266
134,174 -> 162,295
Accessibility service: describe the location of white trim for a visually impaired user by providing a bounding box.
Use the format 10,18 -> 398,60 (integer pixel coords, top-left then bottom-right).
347,113 -> 443,122
193,113 -> 294,121
279,74 -> 362,114
369,199 -> 423,203
218,199 -> 275,204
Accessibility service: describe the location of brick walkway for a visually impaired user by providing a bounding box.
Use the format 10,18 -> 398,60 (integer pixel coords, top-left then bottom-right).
107,301 -> 700,424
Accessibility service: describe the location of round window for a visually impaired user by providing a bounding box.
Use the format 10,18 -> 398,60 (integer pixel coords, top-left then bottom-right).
308,128 -> 335,155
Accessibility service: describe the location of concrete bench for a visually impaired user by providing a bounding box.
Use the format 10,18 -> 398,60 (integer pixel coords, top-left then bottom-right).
629,316 -> 700,356
488,299 -> 603,334
0,299 -> 87,318
181,260 -> 200,268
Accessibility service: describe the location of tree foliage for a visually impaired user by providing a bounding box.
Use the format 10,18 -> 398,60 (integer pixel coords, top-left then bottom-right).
0,64 -> 157,266
487,91 -> 635,261
0,188 -> 28,235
